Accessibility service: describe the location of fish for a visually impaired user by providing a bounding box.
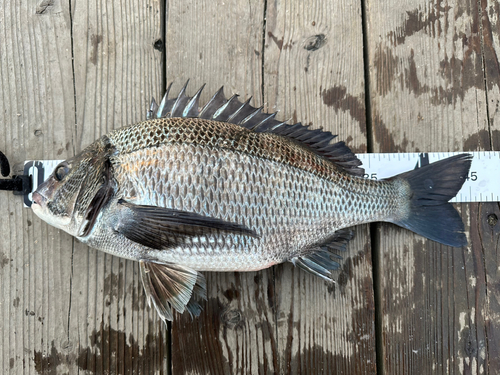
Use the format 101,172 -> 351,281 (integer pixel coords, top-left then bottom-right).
31,82 -> 473,322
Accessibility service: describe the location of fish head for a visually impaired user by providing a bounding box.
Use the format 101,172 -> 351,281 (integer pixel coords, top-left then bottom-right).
32,137 -> 115,238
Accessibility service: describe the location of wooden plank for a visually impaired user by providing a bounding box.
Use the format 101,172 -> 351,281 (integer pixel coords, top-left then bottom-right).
68,0 -> 164,374
0,1 -> 76,374
476,0 -> 500,372
468,203 -> 500,373
365,0 -> 497,373
482,0 -> 500,147
0,0 -> 163,374
263,1 -> 376,373
166,0 -> 376,373
164,1 -> 281,373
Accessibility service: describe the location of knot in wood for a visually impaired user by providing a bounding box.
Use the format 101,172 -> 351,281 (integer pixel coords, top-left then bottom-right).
304,34 -> 326,51
221,308 -> 242,329
487,213 -> 498,227
154,39 -> 164,52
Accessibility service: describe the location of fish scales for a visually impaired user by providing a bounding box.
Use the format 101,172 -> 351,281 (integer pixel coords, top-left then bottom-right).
111,117 -> 345,180
31,83 -> 472,321
99,118 -> 403,270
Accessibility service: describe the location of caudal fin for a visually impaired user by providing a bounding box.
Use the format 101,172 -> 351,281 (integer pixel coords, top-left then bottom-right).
391,154 -> 472,247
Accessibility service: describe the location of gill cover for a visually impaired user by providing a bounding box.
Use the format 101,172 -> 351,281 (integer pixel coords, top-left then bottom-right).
33,136 -> 116,238
74,137 -> 116,237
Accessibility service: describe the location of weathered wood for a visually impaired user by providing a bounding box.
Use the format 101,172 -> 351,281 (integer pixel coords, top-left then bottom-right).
3,0 -> 499,374
68,0 -> 165,374
164,1 -> 281,373
482,0 -> 500,147
0,1 -> 76,374
366,0 -> 497,373
1,0 -> 164,374
263,0 -> 376,374
469,202 -> 500,373
473,1 -> 500,372
166,0 -> 376,374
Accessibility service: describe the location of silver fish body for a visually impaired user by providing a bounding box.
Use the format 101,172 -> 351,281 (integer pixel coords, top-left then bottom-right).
85,118 -> 404,271
31,83 -> 472,321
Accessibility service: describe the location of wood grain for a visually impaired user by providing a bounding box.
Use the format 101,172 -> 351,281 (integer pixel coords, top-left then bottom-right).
166,0 -> 376,374
69,0 -> 164,373
472,1 -> 500,373
164,1 -> 281,373
3,0 -> 499,373
365,0 -> 496,373
263,0 -> 376,373
0,1 -> 76,374
482,0 -> 500,149
1,0 -> 163,374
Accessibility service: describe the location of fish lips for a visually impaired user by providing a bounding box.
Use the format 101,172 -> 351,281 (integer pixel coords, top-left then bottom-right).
31,190 -> 72,229
31,191 -> 49,219
31,191 -> 45,208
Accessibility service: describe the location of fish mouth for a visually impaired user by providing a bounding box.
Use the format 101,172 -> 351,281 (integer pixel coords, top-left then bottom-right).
31,191 -> 72,230
31,192 -> 46,210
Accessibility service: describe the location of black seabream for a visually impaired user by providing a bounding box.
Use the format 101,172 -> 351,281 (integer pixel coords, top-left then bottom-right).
31,82 -> 472,322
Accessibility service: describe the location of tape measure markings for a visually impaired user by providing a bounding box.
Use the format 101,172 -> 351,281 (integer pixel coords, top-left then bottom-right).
23,151 -> 499,207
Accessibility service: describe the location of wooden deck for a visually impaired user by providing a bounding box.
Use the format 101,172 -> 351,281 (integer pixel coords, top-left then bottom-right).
0,0 -> 499,374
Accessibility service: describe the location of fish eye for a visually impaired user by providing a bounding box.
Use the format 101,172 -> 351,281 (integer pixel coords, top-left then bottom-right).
54,164 -> 70,181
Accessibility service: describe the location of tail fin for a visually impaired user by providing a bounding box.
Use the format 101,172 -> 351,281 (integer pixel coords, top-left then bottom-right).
390,154 -> 472,247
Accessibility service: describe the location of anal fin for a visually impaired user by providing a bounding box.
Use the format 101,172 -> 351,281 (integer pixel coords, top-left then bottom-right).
139,260 -> 207,322
291,228 -> 353,280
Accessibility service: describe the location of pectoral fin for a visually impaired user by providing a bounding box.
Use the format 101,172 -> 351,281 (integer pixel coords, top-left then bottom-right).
115,199 -> 257,250
139,260 -> 207,322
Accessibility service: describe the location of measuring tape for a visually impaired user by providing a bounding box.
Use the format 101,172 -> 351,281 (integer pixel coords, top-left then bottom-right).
22,151 -> 499,207
356,151 -> 498,203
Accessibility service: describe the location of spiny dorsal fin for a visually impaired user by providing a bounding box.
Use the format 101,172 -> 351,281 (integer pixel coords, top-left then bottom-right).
291,228 -> 354,280
148,81 -> 364,176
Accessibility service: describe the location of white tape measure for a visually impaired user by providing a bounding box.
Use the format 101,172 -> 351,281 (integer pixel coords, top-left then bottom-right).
23,151 -> 499,207
23,160 -> 63,207
357,151 -> 498,203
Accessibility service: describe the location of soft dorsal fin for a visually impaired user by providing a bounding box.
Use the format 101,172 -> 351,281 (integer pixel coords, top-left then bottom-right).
147,81 -> 364,176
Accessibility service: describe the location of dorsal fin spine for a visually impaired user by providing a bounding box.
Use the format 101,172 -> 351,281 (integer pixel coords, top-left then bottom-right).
147,97 -> 158,120
251,112 -> 278,131
170,80 -> 190,117
241,106 -> 263,126
156,82 -> 173,118
149,81 -> 365,176
227,97 -> 252,123
183,83 -> 205,117
199,86 -> 225,119
214,94 -> 239,119
288,124 -> 309,137
268,121 -> 286,132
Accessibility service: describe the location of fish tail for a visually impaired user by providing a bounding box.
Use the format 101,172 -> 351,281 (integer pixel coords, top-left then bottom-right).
390,154 -> 472,247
